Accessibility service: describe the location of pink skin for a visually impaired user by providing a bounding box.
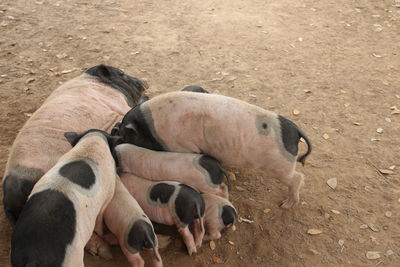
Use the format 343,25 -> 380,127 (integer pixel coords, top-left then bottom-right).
103,177 -> 162,267
202,194 -> 237,241
119,172 -> 204,255
23,133 -> 116,266
4,74 -> 131,179
139,92 -> 307,208
116,144 -> 228,198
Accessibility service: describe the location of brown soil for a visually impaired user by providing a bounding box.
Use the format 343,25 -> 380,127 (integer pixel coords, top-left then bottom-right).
1,0 -> 399,266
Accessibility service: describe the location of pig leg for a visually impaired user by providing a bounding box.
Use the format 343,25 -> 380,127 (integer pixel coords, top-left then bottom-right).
147,246 -> 163,267
121,248 -> 145,267
2,165 -> 44,224
193,218 -> 204,248
177,226 -> 197,255
85,233 -> 113,260
280,171 -> 305,209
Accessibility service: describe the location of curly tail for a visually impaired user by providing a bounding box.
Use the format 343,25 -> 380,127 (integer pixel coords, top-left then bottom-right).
297,129 -> 312,166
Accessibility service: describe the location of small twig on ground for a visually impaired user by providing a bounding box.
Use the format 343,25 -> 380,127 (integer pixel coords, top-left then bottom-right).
366,159 -> 386,179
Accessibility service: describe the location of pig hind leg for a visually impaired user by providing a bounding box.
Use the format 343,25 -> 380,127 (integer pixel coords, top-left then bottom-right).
279,171 -> 305,209
177,226 -> 197,255
2,165 -> 44,224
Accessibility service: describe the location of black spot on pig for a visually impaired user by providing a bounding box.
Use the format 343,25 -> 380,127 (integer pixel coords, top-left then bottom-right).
175,184 -> 205,225
181,85 -> 209,93
277,116 -> 312,165
198,155 -> 226,185
221,205 -> 237,226
127,219 -> 157,253
149,183 -> 175,204
2,165 -> 44,224
278,115 -> 300,156
119,105 -> 166,151
59,160 -> 95,189
256,115 -> 270,135
11,189 -> 76,267
85,64 -> 147,107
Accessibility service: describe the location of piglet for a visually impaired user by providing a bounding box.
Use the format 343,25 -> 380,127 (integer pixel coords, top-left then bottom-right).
118,91 -> 312,208
103,176 -> 162,267
115,143 -> 228,198
119,173 -> 205,255
202,193 -> 237,241
11,130 -> 120,267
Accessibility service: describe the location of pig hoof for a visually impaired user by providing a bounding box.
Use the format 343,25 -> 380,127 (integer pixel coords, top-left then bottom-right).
187,246 -> 197,255
280,198 -> 296,209
85,234 -> 113,260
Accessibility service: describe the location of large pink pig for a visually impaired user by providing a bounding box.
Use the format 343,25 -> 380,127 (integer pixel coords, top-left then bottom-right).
118,91 -> 312,209
119,172 -> 205,255
11,130 -> 119,267
115,143 -> 229,198
2,65 -> 147,223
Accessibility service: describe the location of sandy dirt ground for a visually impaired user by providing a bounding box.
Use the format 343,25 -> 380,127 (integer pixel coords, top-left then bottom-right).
1,0 -> 400,266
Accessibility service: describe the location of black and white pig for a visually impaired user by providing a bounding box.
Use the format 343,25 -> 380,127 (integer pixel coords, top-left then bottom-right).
103,176 -> 162,267
11,130 -> 120,267
202,193 -> 237,241
115,143 -> 229,198
2,64 -> 147,224
119,173 -> 205,255
117,91 -> 312,209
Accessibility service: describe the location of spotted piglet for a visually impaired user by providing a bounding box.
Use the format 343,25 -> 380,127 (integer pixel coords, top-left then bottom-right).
103,176 -> 162,267
119,173 -> 205,255
118,91 -> 312,208
202,193 -> 237,241
115,143 -> 228,198
11,130 -> 120,267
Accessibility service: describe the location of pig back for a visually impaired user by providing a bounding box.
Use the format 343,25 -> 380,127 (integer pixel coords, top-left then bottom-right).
143,92 -> 282,168
5,75 -> 130,174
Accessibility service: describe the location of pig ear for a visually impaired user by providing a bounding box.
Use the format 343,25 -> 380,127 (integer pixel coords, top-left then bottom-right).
110,122 -> 121,136
64,132 -> 79,146
95,65 -> 112,83
124,123 -> 138,134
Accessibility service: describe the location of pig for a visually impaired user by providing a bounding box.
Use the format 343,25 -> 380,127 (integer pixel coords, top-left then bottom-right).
117,91 -> 312,209
11,129 -> 120,267
115,143 -> 229,198
103,176 -> 162,267
119,172 -> 205,255
2,64 -> 147,224
202,193 -> 237,241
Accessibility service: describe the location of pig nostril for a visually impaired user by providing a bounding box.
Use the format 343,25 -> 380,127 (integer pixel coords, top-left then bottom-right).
262,123 -> 267,129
